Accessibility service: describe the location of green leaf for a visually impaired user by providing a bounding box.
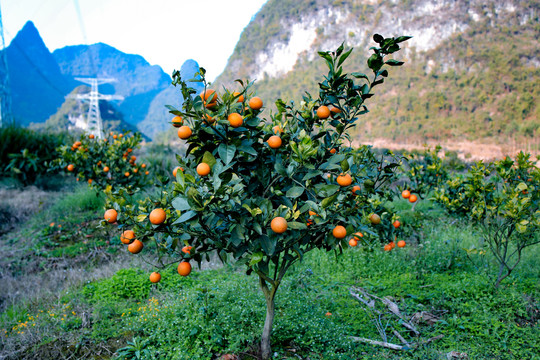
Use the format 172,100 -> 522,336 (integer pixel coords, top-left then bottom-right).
238,144 -> 257,156
202,151 -> 216,168
249,252 -> 263,266
385,59 -> 404,66
173,210 -> 197,224
288,221 -> 307,230
373,34 -> 384,44
136,214 -> 147,222
260,236 -> 276,256
314,184 -> 339,197
172,196 -> 191,211
303,170 -> 323,181
322,193 -> 339,208
286,186 -> 304,198
351,72 -> 369,81
218,144 -> 237,165
516,182 -> 528,192
395,35 -> 412,43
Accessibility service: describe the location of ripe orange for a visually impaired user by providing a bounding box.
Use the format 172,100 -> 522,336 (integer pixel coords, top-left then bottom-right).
332,225 -> 347,239
177,126 -> 192,139
128,239 -> 144,254
113,134 -> 118,139
149,208 -> 166,225
182,245 -> 192,254
389,241 -> 396,249
103,166 -> 109,172
200,89 -> 218,107
89,134 -> 95,139
402,190 -> 410,199
409,194 -> 418,203
133,168 -> 138,173
127,148 -> 133,153
197,163 -> 211,176
329,105 -> 342,117
267,136 -> 282,149
337,173 -> 352,186
309,210 -> 318,216
172,116 -> 183,127
203,113 -> 215,124
74,141 -> 82,147
88,179 -> 93,184
233,91 -> 244,102
369,213 -> 381,225
173,167 -> 182,177
330,148 -> 337,154
384,244 -> 392,251
353,232 -> 363,241
104,209 -> 117,223
325,312 -> 332,317
121,230 -> 136,244
109,132 -> 114,136
316,105 -> 330,119
119,133 -> 123,138
67,164 -> 75,172
124,172 -> 130,177
141,164 -> 146,168
349,238 -> 358,247
249,97 -> 263,110
149,272 -> 161,283
393,220 -> 400,229
306,219 -> 314,226
397,240 -> 406,248
351,185 -> 361,195
273,125 -> 284,134
145,171 -> 149,175
228,113 -> 243,128
177,261 -> 192,276
271,217 -> 287,233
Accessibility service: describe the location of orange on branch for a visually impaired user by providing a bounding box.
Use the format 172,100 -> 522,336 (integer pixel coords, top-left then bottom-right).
267,136 -> 282,149
121,230 -> 136,244
316,105 -> 330,119
128,240 -> 144,254
337,173 -> 352,186
172,116 -> 183,127
332,225 -> 347,239
149,272 -> 161,283
271,217 -> 287,234
228,113 -> 243,128
104,209 -> 117,223
177,261 -> 192,276
197,163 -> 211,176
177,126 -> 192,139
248,97 -> 263,110
149,208 -> 166,225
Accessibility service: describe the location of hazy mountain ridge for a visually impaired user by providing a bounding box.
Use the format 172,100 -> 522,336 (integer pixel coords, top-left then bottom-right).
215,0 -> 539,144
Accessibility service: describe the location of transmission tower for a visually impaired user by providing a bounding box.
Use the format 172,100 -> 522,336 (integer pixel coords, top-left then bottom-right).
70,78 -> 123,139
0,2 -> 12,127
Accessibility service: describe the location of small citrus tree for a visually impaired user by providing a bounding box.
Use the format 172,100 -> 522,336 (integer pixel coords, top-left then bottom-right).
105,35 -> 410,358
434,152 -> 540,287
52,131 -> 150,193
401,145 -> 449,200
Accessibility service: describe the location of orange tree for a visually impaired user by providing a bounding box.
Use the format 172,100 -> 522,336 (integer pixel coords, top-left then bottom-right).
434,151 -> 540,288
401,145 -> 449,200
105,35 -> 410,358
52,131 -> 150,193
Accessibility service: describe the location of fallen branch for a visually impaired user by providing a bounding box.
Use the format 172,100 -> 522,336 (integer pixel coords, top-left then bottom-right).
350,336 -> 404,350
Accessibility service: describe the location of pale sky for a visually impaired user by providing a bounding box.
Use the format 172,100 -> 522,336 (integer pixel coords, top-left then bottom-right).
1,0 -> 268,81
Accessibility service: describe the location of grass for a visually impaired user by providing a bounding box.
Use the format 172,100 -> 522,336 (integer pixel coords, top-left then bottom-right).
1,192 -> 538,359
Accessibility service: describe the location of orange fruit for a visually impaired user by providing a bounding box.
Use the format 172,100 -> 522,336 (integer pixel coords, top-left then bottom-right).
172,116 -> 183,127
351,185 -> 361,195
149,272 -> 161,283
145,171 -> 149,175
306,219 -> 314,226
309,210 -> 318,216
349,238 -> 358,247
203,113 -> 215,124
113,134 -> 117,139
88,179 -> 93,184
109,132 -> 114,136
402,190 -> 410,199
397,240 -> 406,248
325,312 -> 332,317
393,220 -> 400,229
233,91 -> 244,102
177,261 -> 192,276
353,232 -> 363,241
127,148 -> 133,153
228,113 -> 243,128
149,208 -> 166,225
178,126 -> 192,139
67,164 -> 75,172
131,155 -> 136,161
249,97 -> 263,110
369,213 -> 381,225
173,167 -> 182,177
267,136 -> 282,149
271,217 -> 287,233
389,241 -> 396,249
200,89 -> 218,106
121,230 -> 136,244
197,163 -> 211,176
74,141 -> 82,147
330,148 -> 337,154
128,239 -> 144,254
124,172 -> 130,177
103,166 -> 109,172
89,134 -> 95,139
384,244 -> 392,251
329,105 -> 342,117
141,164 -> 146,168
316,105 -> 330,119
409,194 -> 417,203
182,245 -> 192,254
272,125 -> 284,134
337,173 -> 352,186
104,209 -> 117,223
133,168 -> 138,173
333,225 -> 347,239
119,133 -> 123,138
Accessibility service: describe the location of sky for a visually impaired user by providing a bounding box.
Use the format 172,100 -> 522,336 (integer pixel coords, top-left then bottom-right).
1,0 -> 268,81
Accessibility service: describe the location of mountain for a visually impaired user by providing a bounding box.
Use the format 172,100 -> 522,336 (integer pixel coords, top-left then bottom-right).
4,21 -> 71,126
32,85 -> 140,136
52,43 -> 171,127
215,0 -> 539,146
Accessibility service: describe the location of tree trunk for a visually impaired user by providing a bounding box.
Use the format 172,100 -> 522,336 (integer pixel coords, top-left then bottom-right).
495,262 -> 506,288
261,290 -> 275,359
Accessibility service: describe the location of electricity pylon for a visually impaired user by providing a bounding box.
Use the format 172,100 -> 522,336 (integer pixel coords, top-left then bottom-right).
0,2 -> 12,127
71,78 -> 123,139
